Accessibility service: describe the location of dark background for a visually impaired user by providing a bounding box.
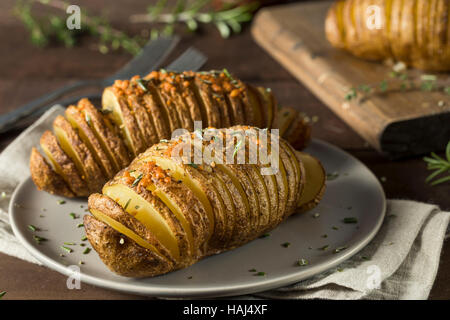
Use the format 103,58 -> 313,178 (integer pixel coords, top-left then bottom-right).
0,0 -> 448,299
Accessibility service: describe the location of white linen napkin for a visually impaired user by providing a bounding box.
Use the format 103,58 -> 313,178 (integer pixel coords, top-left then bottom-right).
0,105 -> 448,299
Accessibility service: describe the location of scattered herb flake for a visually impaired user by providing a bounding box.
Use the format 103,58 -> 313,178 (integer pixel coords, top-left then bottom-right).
81,236 -> 88,241
187,276 -> 193,279
318,245 -> 329,251
326,172 -> 339,181
33,235 -> 47,243
57,200 -> 66,205
69,213 -> 78,219
248,268 -> 257,272
254,272 -> 266,276
27,224 -> 38,232
281,242 -> 291,248
342,217 -> 358,224
136,78 -> 148,92
259,233 -> 270,239
333,246 -> 347,254
321,234 -> 328,238
131,173 -> 143,187
83,248 -> 91,254
312,213 -> 320,218
123,199 -> 131,211
297,259 -> 309,266
77,224 -> 84,228
79,261 -> 85,265
63,242 -> 76,245
361,256 -> 371,261
61,246 -> 73,253
332,226 -> 339,230
0,291 -> 6,299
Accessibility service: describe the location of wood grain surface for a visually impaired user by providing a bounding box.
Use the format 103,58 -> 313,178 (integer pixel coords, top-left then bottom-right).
0,0 -> 448,300
252,1 -> 450,158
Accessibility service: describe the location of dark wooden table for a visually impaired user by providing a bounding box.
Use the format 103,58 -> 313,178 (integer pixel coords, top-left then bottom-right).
0,0 -> 448,299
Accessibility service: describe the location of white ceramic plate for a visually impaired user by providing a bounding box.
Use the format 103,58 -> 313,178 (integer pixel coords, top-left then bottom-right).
9,139 -> 385,298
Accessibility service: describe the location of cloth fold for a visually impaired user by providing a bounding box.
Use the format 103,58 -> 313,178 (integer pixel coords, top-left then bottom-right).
0,105 -> 448,300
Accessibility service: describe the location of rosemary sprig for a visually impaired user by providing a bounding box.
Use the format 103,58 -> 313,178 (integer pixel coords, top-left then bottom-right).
130,0 -> 260,39
423,141 -> 450,186
344,65 -> 450,102
15,0 -> 143,55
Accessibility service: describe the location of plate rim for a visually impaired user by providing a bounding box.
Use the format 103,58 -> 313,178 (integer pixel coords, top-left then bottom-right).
9,139 -> 386,298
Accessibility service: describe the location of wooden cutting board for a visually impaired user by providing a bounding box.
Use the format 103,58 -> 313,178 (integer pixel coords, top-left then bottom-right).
252,1 -> 450,158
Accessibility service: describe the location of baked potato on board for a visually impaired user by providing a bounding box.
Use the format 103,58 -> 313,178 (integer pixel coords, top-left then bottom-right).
85,126 -> 326,277
325,0 -> 450,71
30,70 -> 312,198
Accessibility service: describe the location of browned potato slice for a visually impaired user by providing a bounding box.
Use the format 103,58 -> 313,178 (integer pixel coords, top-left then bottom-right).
29,147 -> 75,197
256,87 -> 275,128
283,111 -> 311,151
88,192 -> 176,263
277,107 -> 297,137
178,75 -> 204,124
278,140 -> 298,216
127,94 -> 160,148
281,140 -> 306,214
65,105 -> 115,179
78,98 -> 130,171
103,175 -> 191,265
168,78 -> 195,132
84,215 -> 174,278
102,88 -> 146,157
295,152 -> 326,213
141,88 -> 171,141
246,85 -> 264,128
53,115 -> 106,193
40,130 -> 89,196
194,77 -> 221,128
244,165 -> 271,234
155,82 -> 183,133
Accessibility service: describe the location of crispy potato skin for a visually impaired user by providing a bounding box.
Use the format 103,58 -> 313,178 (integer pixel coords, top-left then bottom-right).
325,0 -> 450,71
29,148 -> 75,197
84,215 -> 173,278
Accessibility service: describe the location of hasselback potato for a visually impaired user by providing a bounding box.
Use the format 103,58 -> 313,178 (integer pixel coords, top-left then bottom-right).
325,0 -> 450,71
84,126 -> 326,277
30,70 -> 311,198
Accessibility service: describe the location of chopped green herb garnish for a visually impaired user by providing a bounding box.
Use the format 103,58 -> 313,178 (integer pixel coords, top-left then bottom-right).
259,233 -> 270,239
83,248 -> 91,254
233,139 -> 243,158
187,276 -> 193,279
342,217 -> 358,224
254,272 -> 266,276
337,268 -> 344,272
69,213 -> 78,219
57,200 -> 66,205
0,291 -> 6,299
85,113 -> 92,125
333,246 -> 347,254
332,226 -> 339,230
64,242 -> 76,245
188,163 -> 199,169
297,259 -> 309,266
136,78 -> 148,92
321,234 -> 328,238
123,199 -> 131,211
135,205 -> 140,210
80,243 -> 86,247
81,236 -> 88,241
318,245 -> 329,251
361,256 -> 370,261
33,235 -> 47,243
248,268 -> 257,272
27,224 -> 38,232
326,172 -> 339,180
281,242 -> 291,248
131,173 -> 143,187
77,224 -> 84,228
60,246 -> 73,253
79,261 -> 85,265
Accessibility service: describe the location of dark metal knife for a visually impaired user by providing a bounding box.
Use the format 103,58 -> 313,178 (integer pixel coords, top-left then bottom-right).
0,36 -> 180,134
